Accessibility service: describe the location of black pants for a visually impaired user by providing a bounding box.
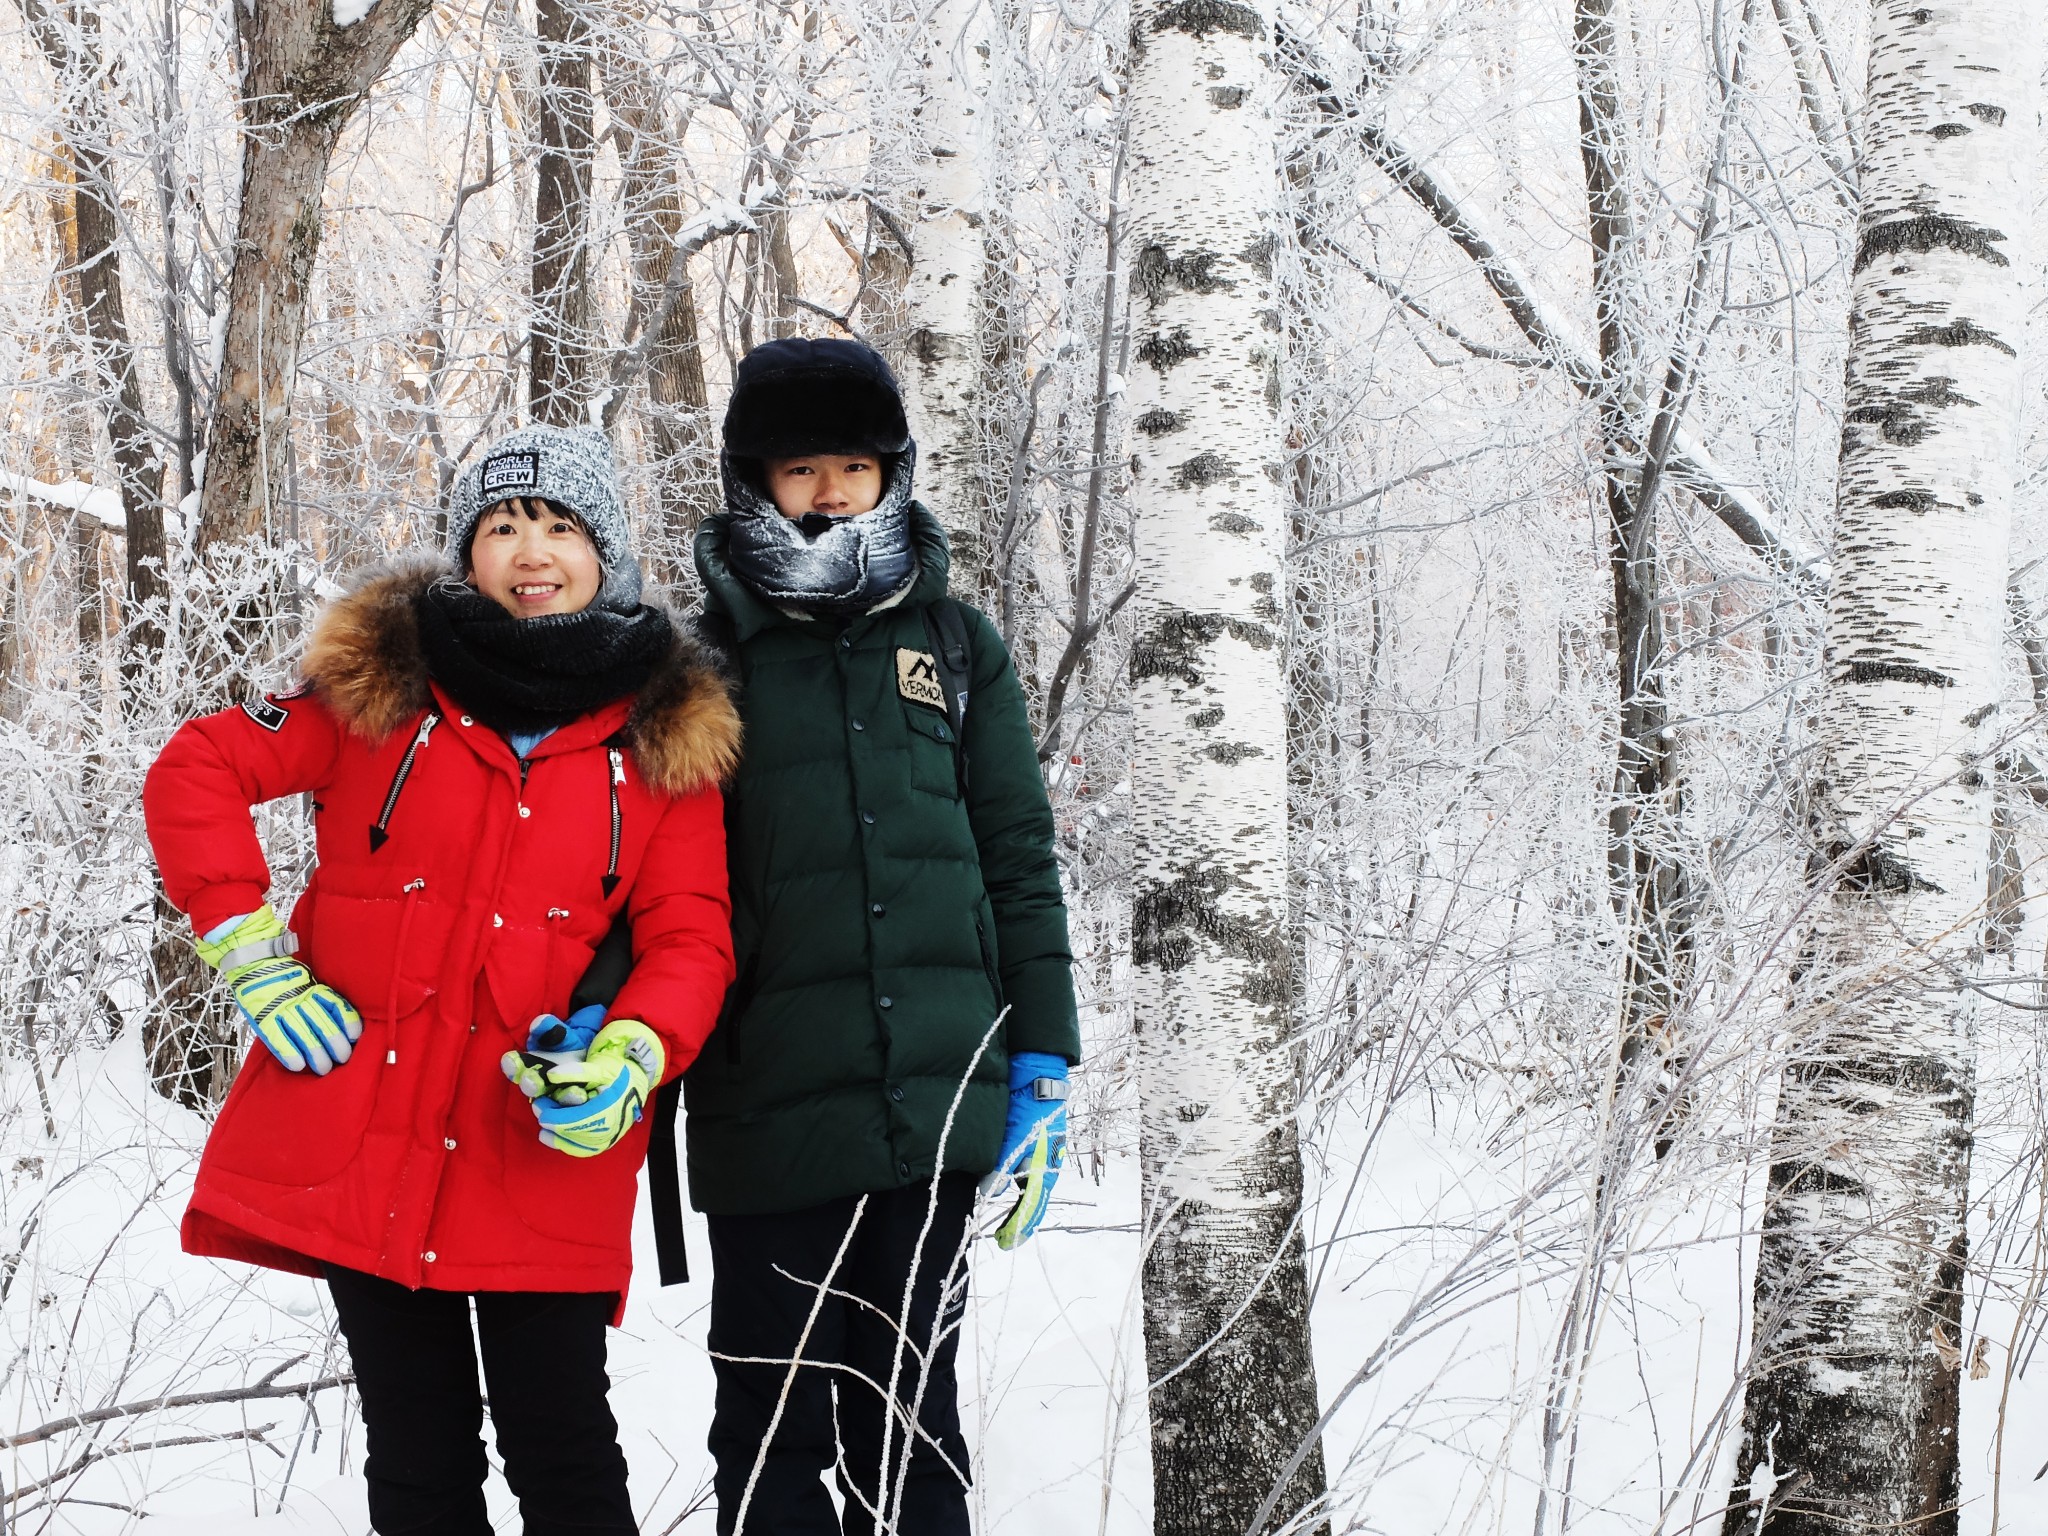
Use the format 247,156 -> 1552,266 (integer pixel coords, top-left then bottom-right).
706,1175 -> 976,1536
325,1265 -> 635,1536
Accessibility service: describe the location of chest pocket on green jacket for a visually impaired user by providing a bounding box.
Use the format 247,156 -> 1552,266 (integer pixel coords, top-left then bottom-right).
902,705 -> 960,800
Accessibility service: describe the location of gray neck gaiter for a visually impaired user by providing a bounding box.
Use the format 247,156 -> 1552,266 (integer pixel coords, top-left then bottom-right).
722,449 -> 920,616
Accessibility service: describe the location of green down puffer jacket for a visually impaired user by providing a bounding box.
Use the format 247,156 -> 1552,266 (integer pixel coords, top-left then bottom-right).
685,502 -> 1081,1215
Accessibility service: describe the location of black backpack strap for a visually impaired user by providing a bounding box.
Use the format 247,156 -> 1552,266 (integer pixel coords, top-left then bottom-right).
922,600 -> 975,796
571,915 -> 689,1285
646,1077 -> 688,1285
695,606 -> 739,669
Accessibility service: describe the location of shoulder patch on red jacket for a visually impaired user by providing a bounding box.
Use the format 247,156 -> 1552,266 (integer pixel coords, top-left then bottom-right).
241,696 -> 292,732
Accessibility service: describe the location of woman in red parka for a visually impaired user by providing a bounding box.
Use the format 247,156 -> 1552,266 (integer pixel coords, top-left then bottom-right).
145,425 -> 739,1536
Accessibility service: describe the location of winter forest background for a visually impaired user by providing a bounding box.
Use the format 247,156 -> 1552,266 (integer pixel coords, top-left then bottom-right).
1,0 -> 2045,1530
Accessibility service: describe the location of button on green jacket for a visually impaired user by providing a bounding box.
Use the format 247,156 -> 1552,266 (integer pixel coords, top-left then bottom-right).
685,502 -> 1081,1215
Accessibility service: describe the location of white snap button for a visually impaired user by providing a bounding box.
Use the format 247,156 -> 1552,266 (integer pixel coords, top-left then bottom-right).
385,1050 -> 396,1065
423,1251 -> 436,1263
459,715 -> 473,727
493,914 -> 503,927
519,805 -> 531,818
444,1138 -> 457,1151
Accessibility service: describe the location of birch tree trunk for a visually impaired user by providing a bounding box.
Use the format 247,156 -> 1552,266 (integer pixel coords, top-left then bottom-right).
1725,6 -> 2040,1530
196,0 -> 434,549
1125,1 -> 1327,1528
530,0 -> 597,427
900,0 -> 990,585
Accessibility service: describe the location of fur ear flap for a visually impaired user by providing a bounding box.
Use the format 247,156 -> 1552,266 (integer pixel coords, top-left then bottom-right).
625,629 -> 743,796
300,558 -> 441,741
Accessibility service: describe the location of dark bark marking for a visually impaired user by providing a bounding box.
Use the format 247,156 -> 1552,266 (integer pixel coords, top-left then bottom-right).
1965,102 -> 2006,124
1149,0 -> 1264,40
1137,327 -> 1201,373
1842,658 -> 1954,688
1870,488 -> 1938,512
1131,607 -> 1278,686
1855,214 -> 2010,273
1240,233 -> 1277,281
1209,511 -> 1258,535
1203,741 -> 1264,764
1135,244 -> 1233,302
1901,318 -> 2017,356
1848,378 -> 1978,446
1174,451 -> 1234,488
1136,408 -> 1186,436
1207,85 -> 1246,107
1929,123 -> 1971,140
1133,861 -> 1287,1007
1188,706 -> 1224,728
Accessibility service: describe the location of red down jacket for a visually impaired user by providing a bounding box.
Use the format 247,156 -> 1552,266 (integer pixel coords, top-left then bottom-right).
144,559 -> 740,1302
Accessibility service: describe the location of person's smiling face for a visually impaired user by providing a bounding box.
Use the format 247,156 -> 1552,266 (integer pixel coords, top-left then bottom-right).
467,497 -> 603,617
763,455 -> 884,520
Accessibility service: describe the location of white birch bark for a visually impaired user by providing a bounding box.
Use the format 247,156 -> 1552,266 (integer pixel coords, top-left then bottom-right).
1125,1 -> 1325,1529
900,0 -> 990,584
1727,5 -> 2040,1531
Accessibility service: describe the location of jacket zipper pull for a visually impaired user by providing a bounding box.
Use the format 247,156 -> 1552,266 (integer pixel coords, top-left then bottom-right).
602,749 -> 624,897
370,711 -> 440,853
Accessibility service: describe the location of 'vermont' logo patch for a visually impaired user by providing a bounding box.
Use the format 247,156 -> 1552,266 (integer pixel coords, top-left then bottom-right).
896,648 -> 946,711
480,451 -> 539,495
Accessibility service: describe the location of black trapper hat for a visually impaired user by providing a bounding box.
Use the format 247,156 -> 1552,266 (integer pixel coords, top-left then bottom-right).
722,337 -> 913,460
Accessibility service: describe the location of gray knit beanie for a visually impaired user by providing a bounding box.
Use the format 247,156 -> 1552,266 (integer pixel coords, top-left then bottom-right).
447,425 -> 642,611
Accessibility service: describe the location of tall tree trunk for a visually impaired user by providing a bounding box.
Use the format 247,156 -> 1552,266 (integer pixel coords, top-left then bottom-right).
197,0 -> 434,550
599,30 -> 715,559
179,0 -> 431,1111
1124,1 -> 1328,1531
1573,0 -> 1694,1112
530,0 -> 597,428
1725,6 -> 2040,1530
17,0 -> 168,656
900,0 -> 991,586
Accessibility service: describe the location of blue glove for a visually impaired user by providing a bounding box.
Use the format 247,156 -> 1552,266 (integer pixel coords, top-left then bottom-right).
500,1005 -> 607,1099
982,1051 -> 1069,1249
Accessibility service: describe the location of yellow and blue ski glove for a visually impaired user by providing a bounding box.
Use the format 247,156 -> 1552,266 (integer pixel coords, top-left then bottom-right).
499,1004 -> 608,1100
512,1019 -> 664,1158
982,1051 -> 1069,1250
196,905 -> 362,1076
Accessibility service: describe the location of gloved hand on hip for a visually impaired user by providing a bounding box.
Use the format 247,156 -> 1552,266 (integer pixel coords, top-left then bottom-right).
196,905 -> 362,1076
507,1019 -> 664,1158
981,1051 -> 1069,1250
499,1004 -> 608,1100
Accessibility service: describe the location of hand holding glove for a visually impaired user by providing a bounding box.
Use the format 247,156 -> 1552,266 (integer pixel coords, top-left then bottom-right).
981,1051 -> 1069,1250
196,905 -> 362,1076
499,1004 -> 608,1100
503,1017 -> 664,1157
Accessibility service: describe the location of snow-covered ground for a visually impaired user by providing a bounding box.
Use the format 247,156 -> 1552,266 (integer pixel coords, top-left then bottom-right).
13,1014 -> 2047,1534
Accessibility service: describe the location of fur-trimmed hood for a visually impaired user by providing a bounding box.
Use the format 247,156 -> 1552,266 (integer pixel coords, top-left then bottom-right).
300,556 -> 741,797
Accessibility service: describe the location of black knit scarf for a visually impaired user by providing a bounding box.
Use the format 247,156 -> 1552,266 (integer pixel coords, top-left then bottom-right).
415,581 -> 673,734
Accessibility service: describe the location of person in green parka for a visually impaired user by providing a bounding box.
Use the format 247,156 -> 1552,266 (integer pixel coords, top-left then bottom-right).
687,337 -> 1081,1535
